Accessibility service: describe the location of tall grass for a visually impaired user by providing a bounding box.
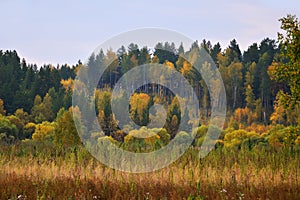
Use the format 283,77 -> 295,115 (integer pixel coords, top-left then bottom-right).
0,143 -> 299,199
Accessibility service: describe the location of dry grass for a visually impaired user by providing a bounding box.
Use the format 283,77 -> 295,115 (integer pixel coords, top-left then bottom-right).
0,145 -> 299,199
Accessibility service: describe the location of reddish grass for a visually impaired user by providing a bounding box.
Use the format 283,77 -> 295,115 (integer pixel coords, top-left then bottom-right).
0,145 -> 299,199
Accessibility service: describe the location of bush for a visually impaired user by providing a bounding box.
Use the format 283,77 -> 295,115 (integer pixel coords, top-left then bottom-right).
267,126 -> 300,148
224,129 -> 261,149
0,115 -> 18,143
123,127 -> 161,152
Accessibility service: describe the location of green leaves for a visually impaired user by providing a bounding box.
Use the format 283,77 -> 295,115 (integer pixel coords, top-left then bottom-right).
272,15 -> 300,108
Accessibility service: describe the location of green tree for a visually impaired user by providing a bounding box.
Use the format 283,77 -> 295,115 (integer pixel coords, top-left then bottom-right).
54,108 -> 81,147
14,109 -> 30,125
245,85 -> 256,110
270,15 -> 300,109
0,50 -> 22,114
43,93 -> 55,120
228,39 -> 242,62
7,115 -> 24,139
210,42 -> 221,63
227,62 -> 243,110
0,115 -> 18,143
31,95 -> 45,123
31,93 -> 54,123
243,43 -> 259,64
165,98 -> 181,138
96,91 -> 118,136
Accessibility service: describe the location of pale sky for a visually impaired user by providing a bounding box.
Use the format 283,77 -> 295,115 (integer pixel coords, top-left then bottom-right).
0,0 -> 299,66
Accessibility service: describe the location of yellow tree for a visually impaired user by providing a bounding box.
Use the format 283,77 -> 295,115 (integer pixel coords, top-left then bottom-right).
60,78 -> 74,92
0,99 -> 6,116
130,93 -> 151,126
218,51 -> 243,111
228,62 -> 243,110
0,115 -> 18,142
270,91 -> 287,125
245,85 -> 256,110
269,15 -> 300,121
164,60 -> 175,68
32,121 -> 55,142
54,108 -> 81,147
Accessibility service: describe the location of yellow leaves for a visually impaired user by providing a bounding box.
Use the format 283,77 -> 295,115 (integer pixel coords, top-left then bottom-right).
217,52 -> 226,66
23,122 -> 36,138
245,123 -> 269,134
24,122 -> 36,130
224,129 -> 247,141
270,93 -> 286,124
0,99 -> 5,116
130,93 -> 150,110
69,106 -> 81,117
295,136 -> 300,145
267,62 -> 278,80
61,78 -> 74,92
260,125 -> 300,148
130,93 -> 151,122
233,108 -> 249,123
24,122 -> 36,131
124,127 -> 161,146
153,95 -> 162,104
246,131 -> 260,138
180,61 -> 192,76
183,61 -> 192,71
231,107 -> 258,127
32,121 -> 54,142
229,62 -> 243,78
124,134 -> 133,144
98,136 -> 116,144
145,134 -> 160,145
74,63 -> 83,74
164,60 -> 175,68
151,55 -> 159,64
224,129 -> 260,149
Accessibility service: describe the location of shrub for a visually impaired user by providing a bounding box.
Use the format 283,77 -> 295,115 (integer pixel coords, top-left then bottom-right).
224,129 -> 261,149
267,126 -> 300,148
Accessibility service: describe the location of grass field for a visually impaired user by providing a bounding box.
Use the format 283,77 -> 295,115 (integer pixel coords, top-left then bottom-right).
1,143 -> 299,200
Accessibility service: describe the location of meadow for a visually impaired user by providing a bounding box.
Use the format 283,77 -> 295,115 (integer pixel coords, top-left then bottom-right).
1,140 -> 299,200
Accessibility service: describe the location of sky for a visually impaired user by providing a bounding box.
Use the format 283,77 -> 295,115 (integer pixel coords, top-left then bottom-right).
0,0 -> 299,66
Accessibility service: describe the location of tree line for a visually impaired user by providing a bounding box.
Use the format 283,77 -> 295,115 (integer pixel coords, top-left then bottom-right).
0,14 -> 299,146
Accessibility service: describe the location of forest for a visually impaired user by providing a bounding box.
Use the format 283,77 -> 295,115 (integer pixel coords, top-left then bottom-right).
0,15 -> 299,199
